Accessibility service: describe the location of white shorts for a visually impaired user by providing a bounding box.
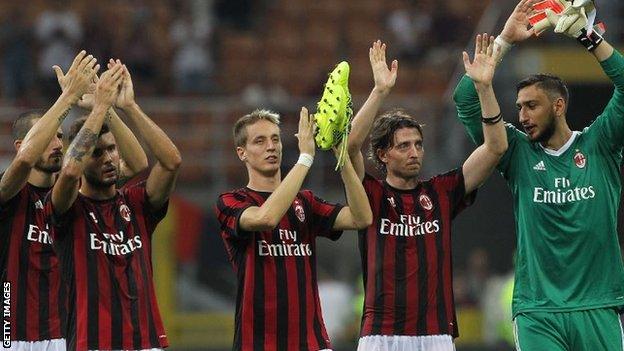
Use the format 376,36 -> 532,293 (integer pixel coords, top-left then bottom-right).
5,339 -> 65,351
357,335 -> 455,351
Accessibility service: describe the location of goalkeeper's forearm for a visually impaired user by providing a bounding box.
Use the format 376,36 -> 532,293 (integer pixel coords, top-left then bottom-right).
477,84 -> 507,155
592,39 -> 614,62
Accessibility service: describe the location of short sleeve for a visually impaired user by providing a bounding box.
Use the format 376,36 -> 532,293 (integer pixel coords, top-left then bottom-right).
44,193 -> 76,241
123,184 -> 169,232
0,187 -> 23,221
300,190 -> 344,241
215,191 -> 255,239
363,173 -> 383,195
431,168 -> 476,218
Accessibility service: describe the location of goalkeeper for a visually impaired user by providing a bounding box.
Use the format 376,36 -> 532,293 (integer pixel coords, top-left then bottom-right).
454,0 -> 624,349
347,37 -> 507,350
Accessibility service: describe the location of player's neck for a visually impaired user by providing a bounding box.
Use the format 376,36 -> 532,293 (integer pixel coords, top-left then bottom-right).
246,168 -> 282,192
541,124 -> 573,151
385,173 -> 419,190
27,169 -> 56,188
80,180 -> 117,200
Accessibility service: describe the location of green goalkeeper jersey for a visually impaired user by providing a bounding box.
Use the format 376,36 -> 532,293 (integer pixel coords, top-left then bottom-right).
453,50 -> 624,316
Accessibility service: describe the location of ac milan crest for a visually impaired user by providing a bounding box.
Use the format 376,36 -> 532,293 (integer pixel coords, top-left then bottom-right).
573,150 -> 586,169
419,194 -> 433,211
120,204 -> 132,222
294,201 -> 305,222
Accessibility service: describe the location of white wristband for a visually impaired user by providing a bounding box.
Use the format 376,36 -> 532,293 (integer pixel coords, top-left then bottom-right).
297,153 -> 314,168
494,35 -> 513,62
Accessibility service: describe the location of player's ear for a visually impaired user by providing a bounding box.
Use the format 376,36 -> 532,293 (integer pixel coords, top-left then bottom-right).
14,139 -> 22,152
236,146 -> 247,162
376,148 -> 388,164
554,97 -> 566,118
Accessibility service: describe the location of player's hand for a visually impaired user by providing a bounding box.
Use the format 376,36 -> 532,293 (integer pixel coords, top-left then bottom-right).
463,34 -> 499,86
94,62 -> 124,108
554,4 -> 588,37
54,50 -> 99,102
108,59 -> 136,109
296,107 -> 316,157
501,0 -> 540,43
369,40 -> 398,96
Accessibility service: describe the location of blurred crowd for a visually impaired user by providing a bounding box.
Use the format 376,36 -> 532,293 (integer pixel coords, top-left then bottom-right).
0,0 -> 492,105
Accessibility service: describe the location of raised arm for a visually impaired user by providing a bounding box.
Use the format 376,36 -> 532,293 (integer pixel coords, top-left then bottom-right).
461,34 -> 508,193
332,151 -> 373,230
546,4 -> 624,145
0,51 -> 97,203
52,63 -> 123,215
453,0 -> 537,145
348,40 -> 398,180
56,61 -> 148,181
116,65 -> 181,210
239,107 -> 315,231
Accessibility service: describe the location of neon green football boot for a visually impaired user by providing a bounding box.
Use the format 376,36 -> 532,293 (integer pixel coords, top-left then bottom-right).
314,61 -> 353,170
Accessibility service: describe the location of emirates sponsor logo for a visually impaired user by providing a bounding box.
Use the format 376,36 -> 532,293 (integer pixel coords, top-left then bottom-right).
533,177 -> 595,204
27,224 -> 52,244
574,150 -> 586,169
90,231 -> 143,255
120,204 -> 132,222
380,214 -> 440,237
419,194 -> 433,210
294,200 -> 305,222
258,229 -> 312,257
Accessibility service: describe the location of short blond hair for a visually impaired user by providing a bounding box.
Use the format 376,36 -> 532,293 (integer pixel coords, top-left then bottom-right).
232,109 -> 281,147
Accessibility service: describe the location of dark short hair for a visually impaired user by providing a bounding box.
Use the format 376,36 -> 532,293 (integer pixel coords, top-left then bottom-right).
517,74 -> 569,105
12,109 -> 47,140
68,117 -> 111,142
368,108 -> 424,173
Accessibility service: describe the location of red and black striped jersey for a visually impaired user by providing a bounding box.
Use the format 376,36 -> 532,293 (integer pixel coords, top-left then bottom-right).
215,187 -> 344,351
49,184 -> 168,351
0,184 -> 65,342
358,169 -> 475,338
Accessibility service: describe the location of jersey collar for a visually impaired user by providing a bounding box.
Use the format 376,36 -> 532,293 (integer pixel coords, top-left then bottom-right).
539,131 -> 579,157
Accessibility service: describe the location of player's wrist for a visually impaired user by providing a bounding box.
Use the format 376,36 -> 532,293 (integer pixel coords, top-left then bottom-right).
60,90 -> 81,105
494,35 -> 513,62
296,153 -> 314,168
576,28 -> 604,52
372,86 -> 390,97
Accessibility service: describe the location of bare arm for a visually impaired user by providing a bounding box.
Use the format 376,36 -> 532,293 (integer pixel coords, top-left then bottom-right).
116,65 -> 181,210
461,34 -> 508,194
239,107 -> 316,231
592,40 -> 614,62
58,61 -> 149,181
106,109 -> 148,181
348,40 -> 398,180
0,51 -> 97,203
332,152 -> 373,230
52,63 -> 124,215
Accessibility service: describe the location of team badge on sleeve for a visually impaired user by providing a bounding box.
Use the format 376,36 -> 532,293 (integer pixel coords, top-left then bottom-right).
574,150 -> 586,168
